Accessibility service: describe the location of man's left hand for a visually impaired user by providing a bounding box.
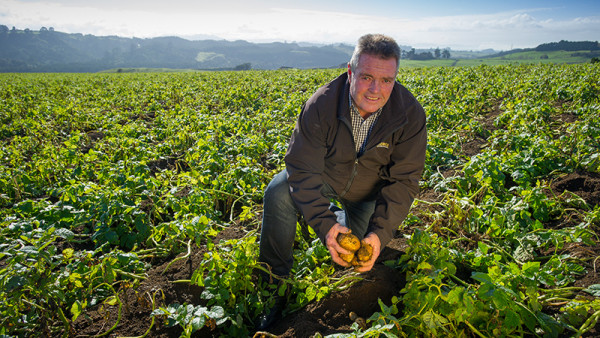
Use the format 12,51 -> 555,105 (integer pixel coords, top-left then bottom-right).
354,232 -> 381,273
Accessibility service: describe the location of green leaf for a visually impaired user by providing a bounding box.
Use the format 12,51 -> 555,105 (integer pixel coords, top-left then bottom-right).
521,261 -> 540,275
71,300 -> 84,321
190,316 -> 206,331
471,272 -> 492,284
19,246 -> 38,255
54,228 -> 75,240
201,289 -> 215,300
105,296 -> 118,306
504,309 -> 520,330
206,306 -> 225,319
62,248 -> 74,260
422,310 -> 448,330
417,261 -> 434,271
6,275 -> 27,291
477,241 -> 489,254
583,284 -> 600,297
447,287 -> 463,305
277,283 -> 287,297
305,285 -> 317,302
69,272 -> 84,288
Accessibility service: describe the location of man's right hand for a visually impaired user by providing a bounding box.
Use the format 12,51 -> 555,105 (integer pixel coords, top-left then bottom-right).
325,223 -> 353,267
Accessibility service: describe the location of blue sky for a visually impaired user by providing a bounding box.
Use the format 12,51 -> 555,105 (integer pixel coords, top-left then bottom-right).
1,0 -> 598,50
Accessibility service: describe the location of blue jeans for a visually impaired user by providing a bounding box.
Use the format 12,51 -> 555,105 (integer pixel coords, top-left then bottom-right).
258,169 -> 376,277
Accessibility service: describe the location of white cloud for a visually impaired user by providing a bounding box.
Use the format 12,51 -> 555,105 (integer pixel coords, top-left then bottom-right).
384,11 -> 600,50
1,0 -> 598,50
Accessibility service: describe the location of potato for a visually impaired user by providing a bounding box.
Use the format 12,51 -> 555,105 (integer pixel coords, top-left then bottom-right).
339,252 -> 355,264
336,231 -> 360,252
356,240 -> 373,262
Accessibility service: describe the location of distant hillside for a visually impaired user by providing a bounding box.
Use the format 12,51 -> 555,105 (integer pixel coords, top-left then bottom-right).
1,25 -> 598,72
484,40 -> 600,59
0,25 -> 354,72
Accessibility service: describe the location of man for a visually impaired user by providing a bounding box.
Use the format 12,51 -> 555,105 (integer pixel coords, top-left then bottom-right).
255,33 -> 427,330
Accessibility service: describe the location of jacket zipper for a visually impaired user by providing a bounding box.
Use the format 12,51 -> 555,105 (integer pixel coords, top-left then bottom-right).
340,158 -> 359,197
338,107 -> 408,198
337,116 -> 358,198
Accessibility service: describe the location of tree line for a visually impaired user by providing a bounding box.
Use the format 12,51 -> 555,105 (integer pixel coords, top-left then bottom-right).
402,48 -> 451,60
535,40 -> 599,52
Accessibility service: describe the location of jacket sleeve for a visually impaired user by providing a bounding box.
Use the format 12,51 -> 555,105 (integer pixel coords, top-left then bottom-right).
284,96 -> 339,244
368,99 -> 427,248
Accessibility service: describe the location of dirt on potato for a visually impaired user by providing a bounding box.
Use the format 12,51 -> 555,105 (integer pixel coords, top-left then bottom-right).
336,232 -> 360,252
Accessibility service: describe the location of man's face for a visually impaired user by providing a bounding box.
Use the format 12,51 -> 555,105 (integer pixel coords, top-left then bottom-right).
348,53 -> 397,118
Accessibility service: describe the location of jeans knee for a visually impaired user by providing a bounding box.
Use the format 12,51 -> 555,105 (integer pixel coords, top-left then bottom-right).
264,172 -> 295,214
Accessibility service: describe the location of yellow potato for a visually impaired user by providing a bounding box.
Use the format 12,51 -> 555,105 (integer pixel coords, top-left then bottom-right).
339,252 -> 355,264
356,240 -> 373,262
336,231 -> 360,252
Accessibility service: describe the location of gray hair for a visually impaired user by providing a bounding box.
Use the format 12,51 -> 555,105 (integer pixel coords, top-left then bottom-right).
349,34 -> 401,73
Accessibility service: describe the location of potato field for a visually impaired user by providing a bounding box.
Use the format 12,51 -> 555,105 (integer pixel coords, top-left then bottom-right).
1,63 -> 599,337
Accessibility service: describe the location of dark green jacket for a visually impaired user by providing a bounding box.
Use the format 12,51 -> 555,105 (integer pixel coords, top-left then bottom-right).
285,72 -> 427,247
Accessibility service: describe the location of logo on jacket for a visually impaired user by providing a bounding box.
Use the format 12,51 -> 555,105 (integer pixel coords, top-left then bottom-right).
376,142 -> 389,149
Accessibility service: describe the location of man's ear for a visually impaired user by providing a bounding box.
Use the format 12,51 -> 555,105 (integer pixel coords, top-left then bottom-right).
347,63 -> 352,77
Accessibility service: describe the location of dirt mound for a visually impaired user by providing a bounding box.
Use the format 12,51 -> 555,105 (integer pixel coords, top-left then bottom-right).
267,244 -> 406,337
551,170 -> 600,207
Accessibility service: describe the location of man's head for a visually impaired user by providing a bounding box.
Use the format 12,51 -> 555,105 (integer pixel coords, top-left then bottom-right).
348,34 -> 401,74
347,34 -> 400,117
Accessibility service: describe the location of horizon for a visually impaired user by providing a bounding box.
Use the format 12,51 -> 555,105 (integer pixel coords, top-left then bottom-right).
6,24 -> 593,53
1,0 -> 599,51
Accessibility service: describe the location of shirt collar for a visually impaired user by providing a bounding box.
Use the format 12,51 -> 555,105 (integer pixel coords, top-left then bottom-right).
349,93 -> 382,120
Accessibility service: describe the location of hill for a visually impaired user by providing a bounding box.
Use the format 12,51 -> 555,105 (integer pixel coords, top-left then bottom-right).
1,26 -> 598,72
480,40 -> 600,61
0,26 -> 354,72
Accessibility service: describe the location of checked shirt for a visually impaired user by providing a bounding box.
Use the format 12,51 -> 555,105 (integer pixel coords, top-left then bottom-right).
349,94 -> 382,156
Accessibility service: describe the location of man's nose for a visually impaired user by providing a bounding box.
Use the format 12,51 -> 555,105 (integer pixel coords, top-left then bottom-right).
369,80 -> 380,93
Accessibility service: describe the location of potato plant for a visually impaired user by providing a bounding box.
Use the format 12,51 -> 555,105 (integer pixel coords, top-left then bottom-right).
0,64 -> 599,337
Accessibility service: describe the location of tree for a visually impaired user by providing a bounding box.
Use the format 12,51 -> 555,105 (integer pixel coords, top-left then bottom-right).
434,48 -> 441,58
442,49 -> 451,59
234,63 -> 251,70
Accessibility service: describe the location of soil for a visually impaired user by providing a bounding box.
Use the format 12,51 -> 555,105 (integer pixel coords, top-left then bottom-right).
550,171 -> 600,208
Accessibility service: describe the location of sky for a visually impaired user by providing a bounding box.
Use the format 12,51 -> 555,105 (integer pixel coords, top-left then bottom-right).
1,0 -> 599,51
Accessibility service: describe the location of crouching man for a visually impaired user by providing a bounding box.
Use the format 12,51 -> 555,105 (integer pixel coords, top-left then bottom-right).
255,33 -> 427,330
